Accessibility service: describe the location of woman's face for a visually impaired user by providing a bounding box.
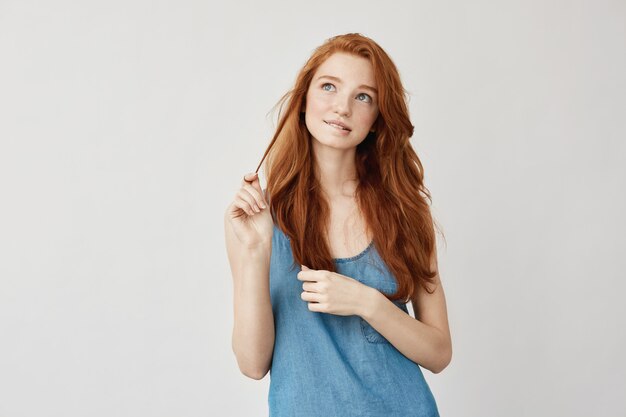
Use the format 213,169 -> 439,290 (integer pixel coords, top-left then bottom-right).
304,52 -> 379,150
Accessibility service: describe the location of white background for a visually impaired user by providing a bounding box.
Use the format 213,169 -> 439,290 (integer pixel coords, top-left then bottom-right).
1,1 -> 625,416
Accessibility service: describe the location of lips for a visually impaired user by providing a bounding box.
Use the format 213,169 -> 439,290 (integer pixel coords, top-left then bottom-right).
324,120 -> 351,131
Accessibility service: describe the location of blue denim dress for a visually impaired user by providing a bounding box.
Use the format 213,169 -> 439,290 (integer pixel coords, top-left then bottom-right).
268,223 -> 440,417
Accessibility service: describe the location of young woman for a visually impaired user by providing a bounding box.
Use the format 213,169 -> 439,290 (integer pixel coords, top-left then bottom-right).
224,33 -> 452,417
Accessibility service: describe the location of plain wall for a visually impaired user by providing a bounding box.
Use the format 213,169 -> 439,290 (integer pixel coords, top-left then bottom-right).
1,0 -> 624,416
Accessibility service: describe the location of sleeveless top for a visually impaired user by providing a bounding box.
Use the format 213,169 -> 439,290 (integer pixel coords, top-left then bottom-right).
268,222 -> 440,417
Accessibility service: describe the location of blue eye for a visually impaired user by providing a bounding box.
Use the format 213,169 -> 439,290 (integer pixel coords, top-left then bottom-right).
357,93 -> 372,103
321,82 -> 373,104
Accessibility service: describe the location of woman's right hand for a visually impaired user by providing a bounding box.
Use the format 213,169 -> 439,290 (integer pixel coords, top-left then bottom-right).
225,172 -> 273,248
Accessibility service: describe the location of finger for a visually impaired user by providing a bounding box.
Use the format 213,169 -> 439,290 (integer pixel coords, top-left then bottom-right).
233,196 -> 255,217
241,172 -> 267,208
245,173 -> 268,207
241,172 -> 258,185
297,270 -> 318,282
307,302 -> 322,312
301,291 -> 320,303
241,183 -> 267,210
237,188 -> 262,213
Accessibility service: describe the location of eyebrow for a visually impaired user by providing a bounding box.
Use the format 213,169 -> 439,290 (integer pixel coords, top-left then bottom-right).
315,75 -> 378,95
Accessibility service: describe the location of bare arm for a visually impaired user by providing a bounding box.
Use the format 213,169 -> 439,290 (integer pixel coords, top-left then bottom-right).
359,244 -> 452,374
224,177 -> 275,380
225,214 -> 274,379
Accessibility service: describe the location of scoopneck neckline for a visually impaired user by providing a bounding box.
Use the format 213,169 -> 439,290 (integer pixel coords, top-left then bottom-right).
333,240 -> 375,263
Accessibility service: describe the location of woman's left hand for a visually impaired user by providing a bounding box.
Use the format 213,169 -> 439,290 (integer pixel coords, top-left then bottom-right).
297,265 -> 374,317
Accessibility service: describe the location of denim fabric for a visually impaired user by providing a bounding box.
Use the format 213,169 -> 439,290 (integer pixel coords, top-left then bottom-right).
268,223 -> 440,417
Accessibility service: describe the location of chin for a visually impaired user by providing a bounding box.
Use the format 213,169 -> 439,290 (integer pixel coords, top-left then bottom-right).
311,135 -> 363,150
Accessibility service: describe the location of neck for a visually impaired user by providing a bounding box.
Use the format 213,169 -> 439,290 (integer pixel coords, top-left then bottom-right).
312,143 -> 359,199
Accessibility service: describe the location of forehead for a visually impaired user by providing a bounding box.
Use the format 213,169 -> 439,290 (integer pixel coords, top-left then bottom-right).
313,52 -> 376,87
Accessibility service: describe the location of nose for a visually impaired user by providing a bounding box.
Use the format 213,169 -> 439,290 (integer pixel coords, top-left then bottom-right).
333,92 -> 351,117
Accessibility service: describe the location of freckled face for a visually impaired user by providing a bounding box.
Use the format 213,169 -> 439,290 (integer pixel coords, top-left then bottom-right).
304,52 -> 379,149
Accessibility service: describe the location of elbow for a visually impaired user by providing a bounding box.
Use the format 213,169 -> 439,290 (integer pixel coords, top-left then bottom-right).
232,344 -> 271,380
431,359 -> 450,374
431,344 -> 452,374
241,367 -> 269,380
234,356 -> 270,380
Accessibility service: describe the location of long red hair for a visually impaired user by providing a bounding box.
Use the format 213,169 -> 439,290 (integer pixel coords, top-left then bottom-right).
255,33 -> 442,303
